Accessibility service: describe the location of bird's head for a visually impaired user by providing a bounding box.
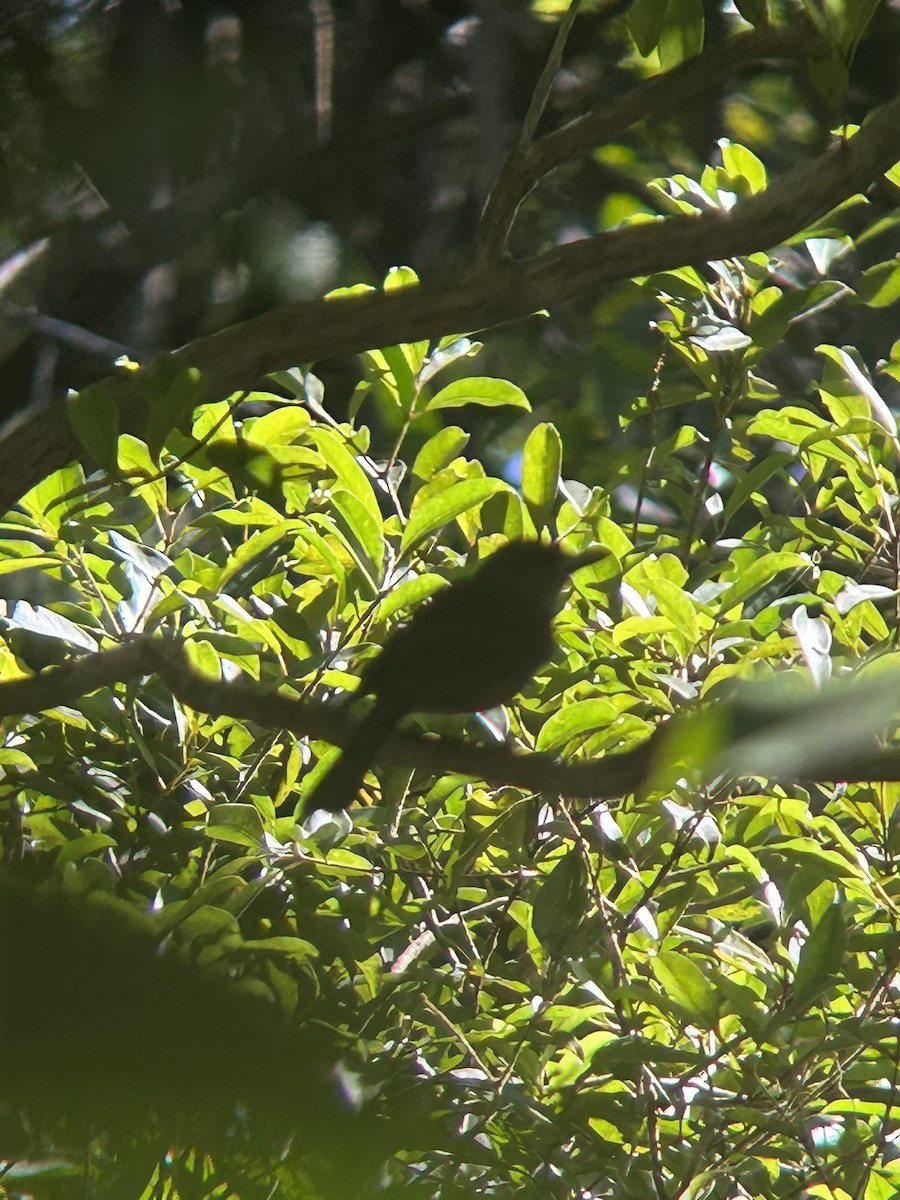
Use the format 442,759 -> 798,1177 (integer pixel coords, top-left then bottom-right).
477,539 -> 607,607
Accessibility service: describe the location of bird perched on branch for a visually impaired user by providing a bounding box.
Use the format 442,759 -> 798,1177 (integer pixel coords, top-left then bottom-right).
303,540 -> 606,817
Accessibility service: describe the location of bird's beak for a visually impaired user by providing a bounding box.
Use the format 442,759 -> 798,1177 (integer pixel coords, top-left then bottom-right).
565,545 -> 609,572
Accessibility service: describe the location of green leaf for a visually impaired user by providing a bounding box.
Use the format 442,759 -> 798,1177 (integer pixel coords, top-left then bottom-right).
235,936 -> 318,959
325,282 -> 376,299
57,833 -> 117,863
412,427 -> 470,481
400,478 -> 511,555
806,53 -> 849,116
747,405 -> 827,443
545,1030 -> 617,1088
215,522 -> 302,590
629,0 -> 666,54
802,0 -> 880,56
750,281 -> 849,351
521,423 -> 561,532
68,380 -> 120,474
590,1036 -> 697,1067
658,0 -> 704,70
205,803 -> 266,848
373,573 -> 447,623
792,904 -> 847,1008
195,499 -> 284,528
175,904 -> 242,944
384,265 -> 419,291
117,435 -> 166,509
144,364 -> 207,459
855,257 -> 900,307
842,0 -> 882,53
245,404 -> 312,447
722,452 -> 793,525
647,577 -> 700,656
536,699 -> 618,753
18,463 -> 87,535
206,441 -> 283,492
532,849 -> 586,952
183,637 -> 221,680
716,552 -> 809,612
368,342 -> 418,409
651,950 -> 720,1028
719,141 -> 767,195
0,552 -> 58,574
331,489 -> 385,582
310,428 -> 382,529
426,377 -> 530,412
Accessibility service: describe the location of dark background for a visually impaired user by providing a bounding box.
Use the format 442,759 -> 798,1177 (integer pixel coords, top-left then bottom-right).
1,0 -> 898,481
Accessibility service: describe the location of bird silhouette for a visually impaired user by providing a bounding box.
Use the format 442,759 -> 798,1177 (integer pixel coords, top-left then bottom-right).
303,540 -> 605,816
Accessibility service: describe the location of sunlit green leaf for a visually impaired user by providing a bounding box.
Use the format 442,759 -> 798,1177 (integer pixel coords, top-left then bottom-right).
400,478 -> 511,555
205,803 -> 266,848
651,949 -> 720,1028
536,699 -> 618,753
310,428 -> 382,528
522,423 -> 561,532
426,377 -> 530,412
412,427 -> 470,481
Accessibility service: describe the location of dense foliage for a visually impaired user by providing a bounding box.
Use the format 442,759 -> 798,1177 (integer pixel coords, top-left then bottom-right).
3,126 -> 900,1196
3,2 -> 900,1199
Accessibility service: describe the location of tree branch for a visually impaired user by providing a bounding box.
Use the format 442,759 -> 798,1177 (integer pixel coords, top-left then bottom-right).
476,15 -> 825,261
518,0 -> 583,148
2,89 -> 899,516
3,638 -> 900,805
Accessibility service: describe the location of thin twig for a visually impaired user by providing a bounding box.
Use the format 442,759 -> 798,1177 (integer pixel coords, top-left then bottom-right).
476,16 -> 824,260
519,0 -> 583,147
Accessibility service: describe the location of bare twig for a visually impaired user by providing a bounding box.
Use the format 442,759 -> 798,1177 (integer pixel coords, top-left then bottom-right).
0,302 -> 131,361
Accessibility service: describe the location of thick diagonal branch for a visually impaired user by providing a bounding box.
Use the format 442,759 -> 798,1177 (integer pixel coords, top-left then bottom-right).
1,89 -> 899,517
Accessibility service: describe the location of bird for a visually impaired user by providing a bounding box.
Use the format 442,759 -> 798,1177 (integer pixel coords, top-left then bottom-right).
302,540 -> 606,816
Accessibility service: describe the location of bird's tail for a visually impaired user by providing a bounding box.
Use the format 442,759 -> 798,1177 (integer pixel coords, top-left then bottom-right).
302,699 -> 399,817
